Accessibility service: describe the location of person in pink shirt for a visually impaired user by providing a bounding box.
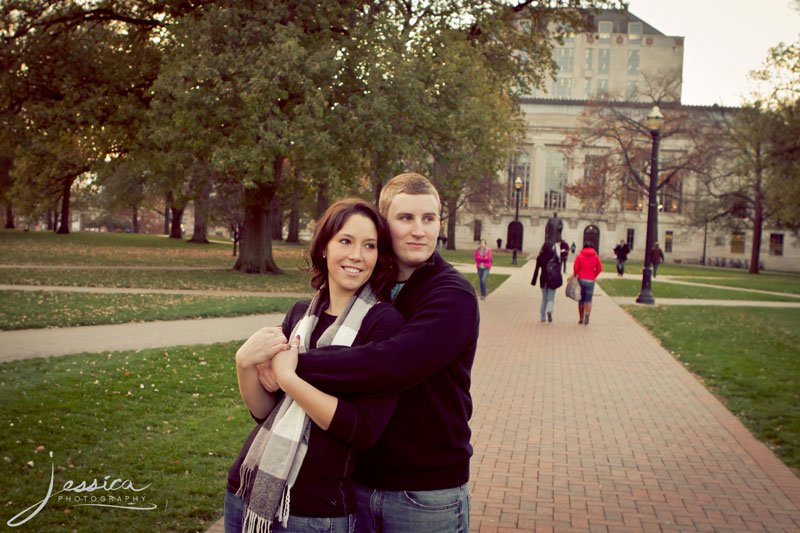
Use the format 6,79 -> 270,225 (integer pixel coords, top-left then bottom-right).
474,239 -> 492,300
573,245 -> 603,325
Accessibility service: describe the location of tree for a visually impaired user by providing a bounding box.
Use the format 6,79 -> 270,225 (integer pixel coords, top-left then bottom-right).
561,72 -> 728,255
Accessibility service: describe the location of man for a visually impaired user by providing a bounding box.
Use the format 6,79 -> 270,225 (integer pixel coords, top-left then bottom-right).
613,239 -> 630,276
651,241 -> 664,278
262,173 -> 478,532
559,239 -> 569,273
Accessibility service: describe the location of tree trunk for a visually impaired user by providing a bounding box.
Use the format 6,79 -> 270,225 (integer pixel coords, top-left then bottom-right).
169,205 -> 185,239
232,181 -> 282,274
188,200 -> 209,244
446,197 -> 457,250
57,182 -> 71,234
749,176 -> 764,274
269,194 -> 283,241
315,180 -> 328,219
163,192 -> 172,234
287,187 -> 300,243
132,205 -> 139,233
3,203 -> 14,229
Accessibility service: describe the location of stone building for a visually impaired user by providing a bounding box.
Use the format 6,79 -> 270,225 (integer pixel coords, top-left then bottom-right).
458,10 -> 798,272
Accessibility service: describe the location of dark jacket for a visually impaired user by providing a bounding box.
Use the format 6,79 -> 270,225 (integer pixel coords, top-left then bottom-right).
296,252 -> 479,491
227,301 -> 404,517
614,243 -> 630,261
532,243 -> 562,289
651,246 -> 664,265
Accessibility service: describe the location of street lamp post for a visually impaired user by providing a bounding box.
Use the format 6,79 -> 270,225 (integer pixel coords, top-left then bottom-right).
512,176 -> 522,265
636,106 -> 664,305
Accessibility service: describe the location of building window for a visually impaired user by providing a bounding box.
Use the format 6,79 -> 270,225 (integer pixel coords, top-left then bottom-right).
581,154 -> 606,211
554,47 -> 574,74
584,78 -> 592,99
623,174 -> 643,211
507,151 -> 531,207
626,228 -> 635,250
628,50 -> 640,75
658,178 -> 682,213
628,22 -> 642,42
597,78 -> 609,97
473,220 -> 482,242
664,231 -> 673,253
598,21 -> 612,43
545,151 -> 568,210
598,49 -> 610,74
731,231 -> 745,254
626,80 -> 638,99
584,48 -> 593,71
770,233 -> 784,256
554,78 -> 572,98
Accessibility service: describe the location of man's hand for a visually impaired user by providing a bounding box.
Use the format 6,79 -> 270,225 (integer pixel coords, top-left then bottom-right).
256,361 -> 280,392
236,327 -> 289,369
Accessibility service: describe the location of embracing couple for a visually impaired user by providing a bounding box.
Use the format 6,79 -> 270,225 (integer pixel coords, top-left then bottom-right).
225,173 -> 479,533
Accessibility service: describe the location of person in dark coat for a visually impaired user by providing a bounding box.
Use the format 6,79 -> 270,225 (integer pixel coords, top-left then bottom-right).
613,239 -> 630,276
532,242 -> 563,323
651,242 -> 665,278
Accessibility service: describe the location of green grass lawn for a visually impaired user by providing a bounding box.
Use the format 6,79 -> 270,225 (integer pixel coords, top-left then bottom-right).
598,278 -> 800,301
0,268 -> 314,293
623,306 -> 800,475
0,229 -> 308,269
0,291 -> 301,330
0,342 -> 254,532
618,260 -> 800,281
462,273 -> 510,296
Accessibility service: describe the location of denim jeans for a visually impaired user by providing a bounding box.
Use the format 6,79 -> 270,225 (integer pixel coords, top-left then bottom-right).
354,483 -> 470,533
653,262 -> 660,278
540,287 -> 555,321
477,268 -> 490,298
578,278 -> 595,304
616,258 -> 626,275
225,491 -> 355,533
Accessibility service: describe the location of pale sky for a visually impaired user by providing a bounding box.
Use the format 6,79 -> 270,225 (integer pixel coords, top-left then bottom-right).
626,0 -> 800,106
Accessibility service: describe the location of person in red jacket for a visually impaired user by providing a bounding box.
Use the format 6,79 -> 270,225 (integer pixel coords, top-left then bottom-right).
573,244 -> 603,325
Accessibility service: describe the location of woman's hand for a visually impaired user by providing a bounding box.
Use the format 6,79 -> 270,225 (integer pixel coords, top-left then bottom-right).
236,327 -> 290,369
272,337 -> 300,387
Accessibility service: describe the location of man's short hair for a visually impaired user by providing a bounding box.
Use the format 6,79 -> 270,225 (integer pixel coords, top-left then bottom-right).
379,172 -> 441,217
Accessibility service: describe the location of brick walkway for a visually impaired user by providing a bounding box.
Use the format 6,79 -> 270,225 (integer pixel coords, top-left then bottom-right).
468,260 -> 800,532
205,261 -> 800,532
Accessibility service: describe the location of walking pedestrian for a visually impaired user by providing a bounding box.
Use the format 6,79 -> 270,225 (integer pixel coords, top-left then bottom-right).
559,240 -> 569,274
573,244 -> 603,325
475,239 -> 492,300
613,239 -> 630,276
532,242 -> 563,322
651,242 -> 664,278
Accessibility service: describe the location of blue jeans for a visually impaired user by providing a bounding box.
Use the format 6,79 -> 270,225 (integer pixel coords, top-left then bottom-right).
225,491 -> 355,533
540,287 -> 555,321
477,268 -> 489,298
578,279 -> 595,305
653,262 -> 660,278
354,483 -> 470,533
616,258 -> 626,275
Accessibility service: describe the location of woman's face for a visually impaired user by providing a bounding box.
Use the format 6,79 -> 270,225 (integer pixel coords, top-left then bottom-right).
325,213 -> 379,298
480,240 -> 486,247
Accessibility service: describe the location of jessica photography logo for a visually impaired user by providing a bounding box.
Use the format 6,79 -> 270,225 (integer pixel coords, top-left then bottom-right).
7,452 -> 157,528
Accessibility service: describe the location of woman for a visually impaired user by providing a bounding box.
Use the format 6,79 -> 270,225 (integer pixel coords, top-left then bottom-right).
226,199 -> 404,533
531,242 -> 562,323
573,244 -> 603,325
474,239 -> 492,300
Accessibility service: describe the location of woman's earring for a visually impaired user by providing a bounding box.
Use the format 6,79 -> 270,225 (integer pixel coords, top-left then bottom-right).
322,252 -> 326,258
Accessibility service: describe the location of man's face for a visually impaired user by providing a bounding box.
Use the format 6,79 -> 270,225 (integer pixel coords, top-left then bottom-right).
385,193 -> 440,280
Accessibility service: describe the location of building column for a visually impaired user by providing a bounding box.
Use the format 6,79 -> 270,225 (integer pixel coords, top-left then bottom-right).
531,143 -> 546,209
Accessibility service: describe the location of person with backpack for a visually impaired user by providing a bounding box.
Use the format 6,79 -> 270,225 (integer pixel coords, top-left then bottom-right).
531,242 -> 563,323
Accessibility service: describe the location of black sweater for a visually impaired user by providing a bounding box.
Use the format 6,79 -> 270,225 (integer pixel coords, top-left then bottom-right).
296,252 -> 479,490
227,301 -> 404,516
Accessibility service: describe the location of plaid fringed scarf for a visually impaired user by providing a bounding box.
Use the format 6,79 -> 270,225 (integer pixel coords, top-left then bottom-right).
236,284 -> 379,533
